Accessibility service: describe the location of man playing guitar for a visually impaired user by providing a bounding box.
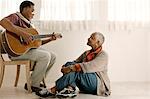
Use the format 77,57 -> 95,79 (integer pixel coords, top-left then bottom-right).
0,1 -> 62,92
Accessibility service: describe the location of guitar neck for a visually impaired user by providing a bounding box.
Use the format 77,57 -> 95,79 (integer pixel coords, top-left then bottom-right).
32,34 -> 52,40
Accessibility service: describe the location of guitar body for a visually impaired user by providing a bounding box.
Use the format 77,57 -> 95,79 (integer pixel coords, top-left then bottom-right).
2,28 -> 42,57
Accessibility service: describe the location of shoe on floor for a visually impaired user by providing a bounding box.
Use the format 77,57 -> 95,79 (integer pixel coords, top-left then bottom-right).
24,83 -> 42,93
35,88 -> 55,98
56,88 -> 77,98
39,83 -> 46,88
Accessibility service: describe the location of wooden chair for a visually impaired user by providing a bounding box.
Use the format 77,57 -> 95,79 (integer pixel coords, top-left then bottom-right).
0,52 -> 32,93
0,53 -> 32,93
0,32 -> 32,92
0,53 -> 46,93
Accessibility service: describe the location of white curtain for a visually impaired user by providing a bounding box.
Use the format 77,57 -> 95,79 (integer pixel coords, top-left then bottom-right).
40,0 -> 93,21
0,0 -> 150,31
0,0 -> 24,20
33,0 -> 106,31
108,0 -> 150,31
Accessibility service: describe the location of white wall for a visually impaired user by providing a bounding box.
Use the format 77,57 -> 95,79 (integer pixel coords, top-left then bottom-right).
108,29 -> 148,82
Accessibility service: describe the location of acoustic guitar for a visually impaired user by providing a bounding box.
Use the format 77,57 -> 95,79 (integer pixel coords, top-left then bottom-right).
1,27 -> 62,57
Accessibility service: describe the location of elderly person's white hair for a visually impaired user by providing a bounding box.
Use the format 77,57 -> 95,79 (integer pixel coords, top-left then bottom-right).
93,32 -> 105,45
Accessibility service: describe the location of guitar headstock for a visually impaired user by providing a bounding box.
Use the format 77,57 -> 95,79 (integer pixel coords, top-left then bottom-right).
52,32 -> 62,39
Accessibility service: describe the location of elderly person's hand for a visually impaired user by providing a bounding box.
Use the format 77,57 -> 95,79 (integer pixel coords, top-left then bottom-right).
61,66 -> 71,74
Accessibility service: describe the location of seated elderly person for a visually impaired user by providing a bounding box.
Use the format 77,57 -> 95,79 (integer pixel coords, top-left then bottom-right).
36,32 -> 111,98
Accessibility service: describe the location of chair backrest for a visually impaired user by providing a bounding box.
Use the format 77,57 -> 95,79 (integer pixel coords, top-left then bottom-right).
0,32 -> 4,66
0,30 -> 6,54
0,30 -> 4,53
0,31 -> 8,63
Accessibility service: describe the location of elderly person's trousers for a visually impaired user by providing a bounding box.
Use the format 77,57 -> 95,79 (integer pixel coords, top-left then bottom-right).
10,48 -> 56,88
56,62 -> 98,94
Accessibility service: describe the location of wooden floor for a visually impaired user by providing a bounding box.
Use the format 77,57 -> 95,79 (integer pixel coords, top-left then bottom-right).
0,82 -> 150,99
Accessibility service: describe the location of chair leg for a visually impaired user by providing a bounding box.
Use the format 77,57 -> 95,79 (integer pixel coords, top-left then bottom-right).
0,63 -> 5,88
25,62 -> 32,93
42,78 -> 46,87
14,65 -> 20,87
